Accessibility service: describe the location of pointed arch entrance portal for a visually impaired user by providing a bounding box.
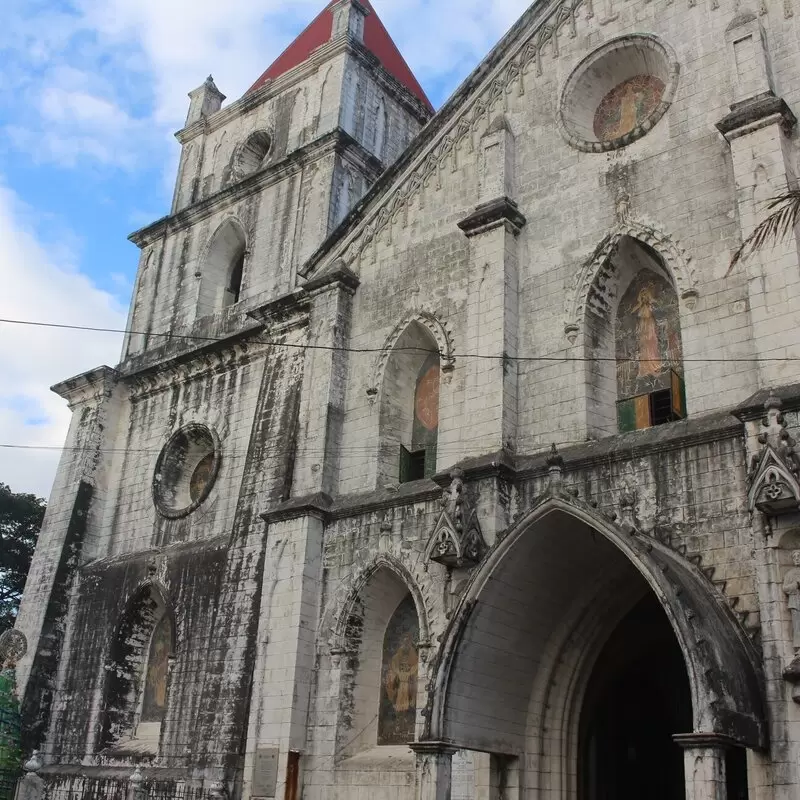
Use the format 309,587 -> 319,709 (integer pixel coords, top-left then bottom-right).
417,495 -> 766,799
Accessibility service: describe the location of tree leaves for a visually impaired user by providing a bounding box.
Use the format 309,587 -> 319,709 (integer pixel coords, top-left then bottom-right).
0,484 -> 45,634
731,189 -> 800,268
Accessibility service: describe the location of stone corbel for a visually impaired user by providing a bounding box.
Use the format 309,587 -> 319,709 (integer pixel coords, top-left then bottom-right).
457,197 -> 527,238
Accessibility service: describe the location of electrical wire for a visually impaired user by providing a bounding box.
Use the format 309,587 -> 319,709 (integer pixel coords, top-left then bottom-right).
0,316 -> 792,365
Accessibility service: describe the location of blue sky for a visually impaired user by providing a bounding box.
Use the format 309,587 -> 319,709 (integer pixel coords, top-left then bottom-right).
0,0 -> 530,496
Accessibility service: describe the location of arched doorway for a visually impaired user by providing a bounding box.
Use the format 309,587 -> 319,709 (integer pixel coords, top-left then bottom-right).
579,595 -> 691,800
422,497 -> 766,799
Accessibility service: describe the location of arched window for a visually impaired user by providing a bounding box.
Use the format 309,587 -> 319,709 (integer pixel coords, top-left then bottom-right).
334,567 -> 422,758
198,219 -> 247,316
373,98 -> 387,160
378,322 -> 440,484
377,595 -> 419,746
584,236 -> 686,435
99,586 -> 174,754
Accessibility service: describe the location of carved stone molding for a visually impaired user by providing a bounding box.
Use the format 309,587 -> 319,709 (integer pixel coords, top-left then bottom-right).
563,217 -> 697,343
747,394 -> 800,516
367,309 -> 456,399
424,469 -> 486,569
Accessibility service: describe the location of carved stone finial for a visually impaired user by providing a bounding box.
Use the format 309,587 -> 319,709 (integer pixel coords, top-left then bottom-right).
23,751 -> 42,774
0,630 -> 27,669
619,491 -> 638,531
547,444 -> 565,491
747,392 -> 800,516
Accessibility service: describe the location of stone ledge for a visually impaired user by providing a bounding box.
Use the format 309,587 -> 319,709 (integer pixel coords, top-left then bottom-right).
716,93 -> 796,140
457,196 -> 527,237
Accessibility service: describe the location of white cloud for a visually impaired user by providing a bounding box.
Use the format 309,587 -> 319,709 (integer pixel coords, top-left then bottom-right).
0,180 -> 126,497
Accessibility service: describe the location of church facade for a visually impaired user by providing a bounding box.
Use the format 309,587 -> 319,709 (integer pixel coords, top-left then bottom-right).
9,0 -> 800,798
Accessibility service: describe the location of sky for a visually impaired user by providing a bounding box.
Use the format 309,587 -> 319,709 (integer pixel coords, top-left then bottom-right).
0,0 -> 531,499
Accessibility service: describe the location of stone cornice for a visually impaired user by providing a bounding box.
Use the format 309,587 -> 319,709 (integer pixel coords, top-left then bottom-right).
716,93 -> 797,141
672,733 -> 741,751
733,383 -> 800,422
457,196 -> 527,237
129,129 -> 383,249
302,263 -> 360,296
51,366 -> 119,409
261,493 -> 333,524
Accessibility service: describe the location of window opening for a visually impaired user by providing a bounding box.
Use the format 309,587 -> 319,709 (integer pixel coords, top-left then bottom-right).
399,352 -> 439,483
378,595 -> 419,746
224,251 -> 245,307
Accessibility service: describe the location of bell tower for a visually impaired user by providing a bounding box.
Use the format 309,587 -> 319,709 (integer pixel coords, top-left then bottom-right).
123,0 -> 432,364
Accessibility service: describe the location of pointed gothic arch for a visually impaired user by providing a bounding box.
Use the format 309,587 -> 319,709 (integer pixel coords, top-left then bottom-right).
371,313 -> 453,485
98,581 -> 176,753
565,223 -> 694,436
198,217 -> 248,316
564,218 -> 698,343
329,556 -> 430,757
423,494 -> 766,759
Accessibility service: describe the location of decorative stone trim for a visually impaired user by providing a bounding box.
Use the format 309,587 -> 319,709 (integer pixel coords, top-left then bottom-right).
457,197 -> 527,238
424,470 -> 486,569
563,217 -> 697,343
746,394 -> 800,516
557,34 -> 680,153
716,93 -> 797,141
367,310 -> 456,399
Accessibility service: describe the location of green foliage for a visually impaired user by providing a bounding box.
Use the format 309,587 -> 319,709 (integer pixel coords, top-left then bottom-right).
0,667 -> 22,781
731,188 -> 800,268
0,484 -> 45,634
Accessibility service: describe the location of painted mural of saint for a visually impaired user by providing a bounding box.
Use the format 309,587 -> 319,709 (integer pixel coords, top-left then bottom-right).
378,596 -> 420,745
632,286 -> 661,379
141,616 -> 172,722
385,632 -> 419,714
615,270 -> 683,400
594,75 -> 665,141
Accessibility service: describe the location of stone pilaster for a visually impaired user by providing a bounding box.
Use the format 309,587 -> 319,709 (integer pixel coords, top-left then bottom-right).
292,266 -> 359,496
674,733 -> 733,800
453,115 -> 524,461
14,367 -> 121,753
410,742 -> 458,800
717,13 -> 799,389
242,498 -> 329,800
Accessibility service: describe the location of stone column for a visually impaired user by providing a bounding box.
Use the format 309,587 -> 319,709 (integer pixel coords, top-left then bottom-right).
410,742 -> 458,800
673,733 -> 734,800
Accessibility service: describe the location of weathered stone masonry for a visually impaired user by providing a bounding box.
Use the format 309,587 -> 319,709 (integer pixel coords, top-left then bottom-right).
11,0 -> 800,798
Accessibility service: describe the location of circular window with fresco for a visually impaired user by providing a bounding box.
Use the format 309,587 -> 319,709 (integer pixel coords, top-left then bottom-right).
153,424 -> 221,519
558,35 -> 679,153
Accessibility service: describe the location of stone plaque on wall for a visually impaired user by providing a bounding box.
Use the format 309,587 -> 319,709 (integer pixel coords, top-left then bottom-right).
252,748 -> 280,798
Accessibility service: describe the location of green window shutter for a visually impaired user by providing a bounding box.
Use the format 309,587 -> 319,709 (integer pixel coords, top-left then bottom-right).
400,446 -> 412,484
618,398 -> 637,432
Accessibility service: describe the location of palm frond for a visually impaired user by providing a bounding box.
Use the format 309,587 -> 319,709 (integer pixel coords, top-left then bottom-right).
730,189 -> 800,268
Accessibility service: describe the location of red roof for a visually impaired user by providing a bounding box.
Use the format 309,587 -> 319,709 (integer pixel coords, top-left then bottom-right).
247,0 -> 432,111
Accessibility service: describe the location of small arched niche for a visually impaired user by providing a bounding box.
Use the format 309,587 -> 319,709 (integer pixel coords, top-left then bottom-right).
198,219 -> 247,317
99,585 -> 175,754
378,321 -> 441,485
585,236 -> 686,436
336,567 -> 421,758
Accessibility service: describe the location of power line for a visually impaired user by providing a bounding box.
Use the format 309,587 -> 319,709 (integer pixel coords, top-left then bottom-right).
0,316 -> 794,365
0,438 -> 590,457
